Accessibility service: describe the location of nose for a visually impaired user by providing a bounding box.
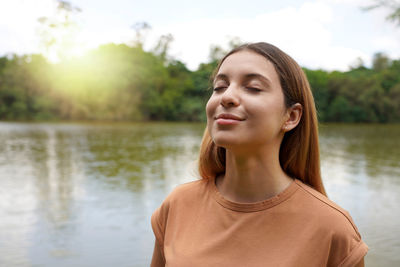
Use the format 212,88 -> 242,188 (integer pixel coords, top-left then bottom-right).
220,85 -> 240,108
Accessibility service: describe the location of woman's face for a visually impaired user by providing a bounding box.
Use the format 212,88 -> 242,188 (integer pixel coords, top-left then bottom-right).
206,50 -> 289,151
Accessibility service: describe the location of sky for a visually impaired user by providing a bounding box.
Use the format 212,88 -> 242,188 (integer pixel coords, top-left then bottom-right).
0,0 -> 399,71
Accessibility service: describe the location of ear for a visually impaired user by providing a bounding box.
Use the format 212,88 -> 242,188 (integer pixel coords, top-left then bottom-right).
282,103 -> 302,132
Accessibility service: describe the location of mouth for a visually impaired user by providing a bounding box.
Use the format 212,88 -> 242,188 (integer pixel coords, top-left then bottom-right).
216,113 -> 244,120
215,113 -> 245,125
214,113 -> 244,125
216,118 -> 243,125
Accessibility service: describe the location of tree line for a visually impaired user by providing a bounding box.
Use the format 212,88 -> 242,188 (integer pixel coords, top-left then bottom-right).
0,43 -> 399,123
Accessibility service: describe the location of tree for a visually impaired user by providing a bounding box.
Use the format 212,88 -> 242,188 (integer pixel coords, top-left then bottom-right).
0,55 -> 56,120
37,0 -> 82,61
372,52 -> 391,71
208,36 -> 244,62
153,34 -> 174,63
364,0 -> 400,25
303,69 -> 330,121
131,21 -> 151,48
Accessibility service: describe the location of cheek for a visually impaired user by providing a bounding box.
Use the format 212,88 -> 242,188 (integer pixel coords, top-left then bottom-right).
205,96 -> 217,119
246,98 -> 286,125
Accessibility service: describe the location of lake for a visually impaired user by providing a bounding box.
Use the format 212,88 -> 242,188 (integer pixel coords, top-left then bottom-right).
0,122 -> 399,266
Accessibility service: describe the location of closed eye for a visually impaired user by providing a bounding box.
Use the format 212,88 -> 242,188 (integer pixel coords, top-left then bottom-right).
246,87 -> 262,92
213,87 -> 226,92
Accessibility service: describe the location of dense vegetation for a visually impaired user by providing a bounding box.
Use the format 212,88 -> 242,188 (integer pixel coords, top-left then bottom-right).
0,43 -> 399,123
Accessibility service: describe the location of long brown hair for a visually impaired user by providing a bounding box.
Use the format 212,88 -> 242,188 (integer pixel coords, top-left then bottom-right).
198,42 -> 326,196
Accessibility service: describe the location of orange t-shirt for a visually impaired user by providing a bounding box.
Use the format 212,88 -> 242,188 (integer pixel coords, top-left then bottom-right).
151,177 -> 368,267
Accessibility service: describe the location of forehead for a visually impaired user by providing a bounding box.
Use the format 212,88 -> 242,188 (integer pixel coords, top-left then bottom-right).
217,50 -> 279,82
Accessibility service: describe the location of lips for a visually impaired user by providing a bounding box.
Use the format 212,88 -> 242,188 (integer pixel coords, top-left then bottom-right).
216,113 -> 245,121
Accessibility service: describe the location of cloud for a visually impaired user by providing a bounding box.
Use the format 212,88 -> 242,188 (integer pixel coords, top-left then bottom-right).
324,0 -> 366,6
0,0 -> 55,54
149,1 -> 369,71
1,0 -> 398,71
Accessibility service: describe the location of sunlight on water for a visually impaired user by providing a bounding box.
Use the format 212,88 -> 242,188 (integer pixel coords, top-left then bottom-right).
0,122 -> 399,266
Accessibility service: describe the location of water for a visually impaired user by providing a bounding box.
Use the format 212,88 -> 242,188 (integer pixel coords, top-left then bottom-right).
0,122 -> 399,266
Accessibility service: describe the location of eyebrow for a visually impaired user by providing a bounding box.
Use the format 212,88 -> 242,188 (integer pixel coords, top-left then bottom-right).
244,73 -> 272,86
213,73 -> 272,86
213,73 -> 229,84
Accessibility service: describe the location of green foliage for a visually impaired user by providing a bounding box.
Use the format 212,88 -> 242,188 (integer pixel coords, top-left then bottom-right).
0,43 -> 400,123
307,57 -> 400,123
0,54 -> 57,120
303,68 -> 329,121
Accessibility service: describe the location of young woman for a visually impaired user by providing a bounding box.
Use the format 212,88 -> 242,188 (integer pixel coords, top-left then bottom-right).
150,42 -> 368,267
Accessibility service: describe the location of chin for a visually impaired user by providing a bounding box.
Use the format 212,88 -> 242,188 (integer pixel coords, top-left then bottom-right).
212,136 -> 245,149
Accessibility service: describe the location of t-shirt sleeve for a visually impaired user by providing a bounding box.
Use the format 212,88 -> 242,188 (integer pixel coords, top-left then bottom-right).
150,181 -> 196,248
338,239 -> 368,267
151,206 -> 166,263
151,207 -> 164,247
151,195 -> 172,262
330,210 -> 369,267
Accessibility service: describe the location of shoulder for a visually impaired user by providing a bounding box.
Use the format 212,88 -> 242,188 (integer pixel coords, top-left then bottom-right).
294,179 -> 360,235
150,178 -> 209,246
162,178 -> 209,206
151,178 -> 208,222
293,179 -> 368,267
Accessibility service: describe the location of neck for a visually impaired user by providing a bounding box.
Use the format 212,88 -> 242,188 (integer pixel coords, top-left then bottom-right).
216,144 -> 293,203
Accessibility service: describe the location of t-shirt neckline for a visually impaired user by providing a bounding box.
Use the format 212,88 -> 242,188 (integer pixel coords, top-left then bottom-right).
209,175 -> 300,212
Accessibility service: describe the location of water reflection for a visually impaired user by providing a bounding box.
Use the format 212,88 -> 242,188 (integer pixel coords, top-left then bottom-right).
80,123 -> 204,192
319,124 -> 400,266
0,122 -> 399,266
